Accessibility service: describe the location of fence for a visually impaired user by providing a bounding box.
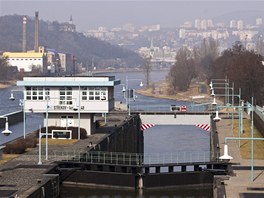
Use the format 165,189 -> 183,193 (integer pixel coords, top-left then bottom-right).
131,104 -> 208,113
51,150 -> 220,165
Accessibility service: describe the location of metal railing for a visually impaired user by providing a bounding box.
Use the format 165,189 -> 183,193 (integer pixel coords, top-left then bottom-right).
50,150 -> 218,165
130,104 -> 208,113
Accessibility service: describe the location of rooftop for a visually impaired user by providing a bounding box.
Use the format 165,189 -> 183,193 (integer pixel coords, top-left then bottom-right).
3,52 -> 44,58
17,76 -> 121,87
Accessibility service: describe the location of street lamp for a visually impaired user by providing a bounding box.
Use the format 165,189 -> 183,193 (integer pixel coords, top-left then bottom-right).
219,144 -> 233,160
213,110 -> 221,122
9,90 -> 26,139
222,97 -> 259,181
0,116 -> 12,136
123,77 -> 143,116
212,96 -> 217,106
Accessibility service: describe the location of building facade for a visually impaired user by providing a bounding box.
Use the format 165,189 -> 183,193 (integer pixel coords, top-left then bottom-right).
3,52 -> 47,72
17,76 -> 120,136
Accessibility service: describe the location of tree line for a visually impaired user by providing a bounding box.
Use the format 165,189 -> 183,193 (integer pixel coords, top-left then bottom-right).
168,39 -> 264,106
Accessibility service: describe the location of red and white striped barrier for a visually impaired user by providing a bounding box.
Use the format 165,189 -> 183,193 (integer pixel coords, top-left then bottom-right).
141,123 -> 155,131
195,124 -> 210,132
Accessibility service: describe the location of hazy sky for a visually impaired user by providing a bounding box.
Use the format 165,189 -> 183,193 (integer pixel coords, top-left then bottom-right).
0,0 -> 264,31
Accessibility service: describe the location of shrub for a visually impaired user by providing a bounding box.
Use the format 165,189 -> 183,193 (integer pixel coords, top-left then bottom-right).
4,139 -> 27,154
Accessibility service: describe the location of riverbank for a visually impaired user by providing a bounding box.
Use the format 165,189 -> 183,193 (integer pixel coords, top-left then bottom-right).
0,80 -> 16,89
137,79 -> 211,103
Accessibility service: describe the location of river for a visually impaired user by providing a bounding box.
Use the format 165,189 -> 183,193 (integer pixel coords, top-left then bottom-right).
0,71 -> 212,197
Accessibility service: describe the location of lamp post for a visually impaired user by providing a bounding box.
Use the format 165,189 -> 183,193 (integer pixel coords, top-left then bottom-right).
219,97 -> 258,181
0,116 -> 12,136
44,96 -> 80,161
38,124 -> 52,165
210,81 -> 229,106
123,76 -> 143,116
9,90 -> 26,139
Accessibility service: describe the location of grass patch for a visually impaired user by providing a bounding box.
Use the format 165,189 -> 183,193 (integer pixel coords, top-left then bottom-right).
40,138 -> 78,145
0,154 -> 19,164
233,118 -> 264,159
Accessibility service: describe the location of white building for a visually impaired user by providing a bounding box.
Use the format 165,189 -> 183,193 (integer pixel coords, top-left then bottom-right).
194,19 -> 201,29
3,52 -> 47,72
179,29 -> 186,39
17,76 -> 120,136
256,18 -> 263,26
230,20 -> 237,28
237,20 -> 244,30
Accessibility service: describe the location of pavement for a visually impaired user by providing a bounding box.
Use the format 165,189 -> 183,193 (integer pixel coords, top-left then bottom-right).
0,111 -> 127,197
0,133 -> 109,197
217,115 -> 264,198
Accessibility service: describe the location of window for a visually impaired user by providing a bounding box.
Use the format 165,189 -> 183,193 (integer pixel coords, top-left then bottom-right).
59,87 -> 72,105
82,87 -> 108,101
26,87 -> 50,100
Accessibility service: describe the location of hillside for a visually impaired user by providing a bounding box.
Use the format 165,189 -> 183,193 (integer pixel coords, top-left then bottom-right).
0,15 -> 143,69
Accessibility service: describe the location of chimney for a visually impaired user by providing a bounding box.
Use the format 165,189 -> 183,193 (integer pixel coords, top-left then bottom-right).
34,11 -> 39,52
22,16 -> 27,52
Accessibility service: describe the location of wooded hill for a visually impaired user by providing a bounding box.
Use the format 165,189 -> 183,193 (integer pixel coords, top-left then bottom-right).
0,15 -> 143,69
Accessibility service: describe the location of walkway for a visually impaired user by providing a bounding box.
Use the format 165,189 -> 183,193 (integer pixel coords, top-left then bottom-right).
0,133 -> 109,197
217,117 -> 264,197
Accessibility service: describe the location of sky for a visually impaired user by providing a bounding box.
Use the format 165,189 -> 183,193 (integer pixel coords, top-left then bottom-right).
0,0 -> 264,31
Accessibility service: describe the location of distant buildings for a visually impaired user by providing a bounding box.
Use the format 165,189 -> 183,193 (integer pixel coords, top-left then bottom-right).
59,16 -> 76,32
2,14 -> 76,75
3,46 -> 75,74
83,16 -> 263,64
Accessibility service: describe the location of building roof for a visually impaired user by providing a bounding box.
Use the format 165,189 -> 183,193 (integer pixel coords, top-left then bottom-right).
3,52 -> 44,58
17,76 -> 121,87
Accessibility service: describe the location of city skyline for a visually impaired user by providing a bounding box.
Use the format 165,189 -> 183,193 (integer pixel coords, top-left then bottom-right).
0,1 -> 263,31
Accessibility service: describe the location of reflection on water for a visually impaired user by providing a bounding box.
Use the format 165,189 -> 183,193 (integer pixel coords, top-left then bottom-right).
60,186 -> 213,198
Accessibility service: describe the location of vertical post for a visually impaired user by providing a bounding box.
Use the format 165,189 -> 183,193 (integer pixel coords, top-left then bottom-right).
227,79 -> 229,106
128,88 -> 131,116
125,76 -> 128,114
23,99 -> 26,139
46,99 -> 48,160
78,85 -> 81,140
251,97 -> 254,182
225,76 -> 227,106
232,83 -> 234,131
238,88 -> 241,147
240,93 -> 244,135
38,125 -> 42,165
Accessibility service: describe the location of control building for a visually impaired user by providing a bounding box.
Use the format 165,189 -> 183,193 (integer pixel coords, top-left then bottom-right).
17,76 -> 120,135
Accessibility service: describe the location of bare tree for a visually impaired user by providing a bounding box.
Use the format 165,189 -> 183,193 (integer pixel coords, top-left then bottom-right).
193,38 -> 219,80
0,56 -> 10,80
168,47 -> 196,92
143,56 -> 152,88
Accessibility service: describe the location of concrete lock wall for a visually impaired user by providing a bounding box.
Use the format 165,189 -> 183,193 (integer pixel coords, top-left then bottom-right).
254,112 -> 264,137
64,171 -> 136,189
91,114 -> 143,154
0,111 -> 23,128
143,171 -> 214,188
19,174 -> 60,198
